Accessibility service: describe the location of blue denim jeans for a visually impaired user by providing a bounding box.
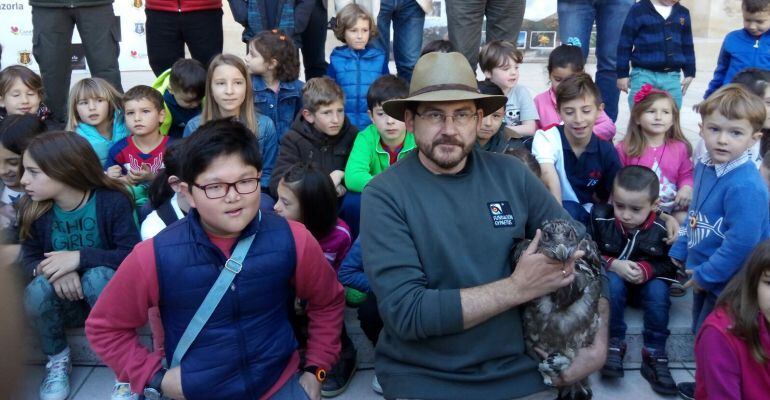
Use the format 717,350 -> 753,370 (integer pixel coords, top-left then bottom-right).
562,200 -> 592,228
629,67 -> 683,110
339,192 -> 361,240
25,266 -> 115,355
269,372 -> 311,400
372,0 -> 425,82
692,290 -> 717,335
557,0 -> 635,121
608,271 -> 671,351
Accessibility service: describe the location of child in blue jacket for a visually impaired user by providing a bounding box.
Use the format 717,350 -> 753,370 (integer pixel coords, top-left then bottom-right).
705,0 -> 770,98
327,3 -> 390,129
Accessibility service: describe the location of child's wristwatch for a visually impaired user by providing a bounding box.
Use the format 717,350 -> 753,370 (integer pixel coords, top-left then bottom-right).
302,365 -> 327,382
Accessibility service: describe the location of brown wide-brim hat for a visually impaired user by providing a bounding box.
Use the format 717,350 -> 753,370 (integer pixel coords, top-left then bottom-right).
383,52 -> 508,121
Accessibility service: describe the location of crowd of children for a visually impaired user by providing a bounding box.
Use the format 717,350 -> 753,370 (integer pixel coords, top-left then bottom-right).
1,0 -> 770,399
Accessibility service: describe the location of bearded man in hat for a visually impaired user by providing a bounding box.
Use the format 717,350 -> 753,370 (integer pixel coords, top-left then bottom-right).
360,52 -> 610,400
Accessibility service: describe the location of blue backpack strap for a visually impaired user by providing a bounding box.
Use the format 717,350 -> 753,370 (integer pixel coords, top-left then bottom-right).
170,233 -> 256,368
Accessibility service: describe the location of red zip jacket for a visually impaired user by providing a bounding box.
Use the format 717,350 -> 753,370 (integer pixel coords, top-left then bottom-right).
145,0 -> 221,13
85,220 -> 344,398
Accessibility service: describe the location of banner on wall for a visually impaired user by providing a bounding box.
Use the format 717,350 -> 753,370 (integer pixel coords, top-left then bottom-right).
0,0 -> 150,71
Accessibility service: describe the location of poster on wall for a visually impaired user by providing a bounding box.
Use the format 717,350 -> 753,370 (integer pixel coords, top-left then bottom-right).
0,0 -> 150,72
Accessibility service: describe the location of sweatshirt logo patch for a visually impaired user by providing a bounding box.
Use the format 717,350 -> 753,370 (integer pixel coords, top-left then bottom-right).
488,201 -> 515,228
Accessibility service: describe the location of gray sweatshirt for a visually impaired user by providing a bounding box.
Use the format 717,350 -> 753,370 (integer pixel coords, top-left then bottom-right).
361,148 -> 575,400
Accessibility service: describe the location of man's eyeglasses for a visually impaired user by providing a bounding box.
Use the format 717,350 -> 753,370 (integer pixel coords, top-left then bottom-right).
414,110 -> 479,126
193,178 -> 260,199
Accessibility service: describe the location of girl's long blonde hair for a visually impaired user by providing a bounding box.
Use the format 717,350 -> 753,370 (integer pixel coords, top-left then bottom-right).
200,54 -> 258,136
65,78 -> 122,131
18,131 -> 132,239
622,92 -> 692,158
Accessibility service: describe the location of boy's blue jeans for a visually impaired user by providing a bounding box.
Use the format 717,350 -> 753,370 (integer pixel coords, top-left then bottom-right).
557,0 -> 635,121
629,67 -> 683,110
562,200 -> 592,228
692,290 -> 717,335
608,271 -> 671,352
372,0 -> 425,82
25,266 -> 114,355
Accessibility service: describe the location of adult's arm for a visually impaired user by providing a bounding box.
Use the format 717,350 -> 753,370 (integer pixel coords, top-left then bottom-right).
85,239 -> 163,392
290,221 -> 345,370
361,181 -> 577,337
695,326 -> 741,400
460,230 -> 579,329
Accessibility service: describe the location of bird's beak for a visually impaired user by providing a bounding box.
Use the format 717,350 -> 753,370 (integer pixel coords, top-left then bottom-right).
552,244 -> 572,262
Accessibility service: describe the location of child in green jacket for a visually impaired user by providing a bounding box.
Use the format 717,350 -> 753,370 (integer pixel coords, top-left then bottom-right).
344,75 -> 416,193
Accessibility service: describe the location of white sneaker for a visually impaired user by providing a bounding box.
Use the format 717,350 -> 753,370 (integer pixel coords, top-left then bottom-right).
371,374 -> 383,395
39,351 -> 71,400
111,381 -> 139,400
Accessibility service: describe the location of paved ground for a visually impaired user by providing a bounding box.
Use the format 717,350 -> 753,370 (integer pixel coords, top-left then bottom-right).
16,46 -> 717,399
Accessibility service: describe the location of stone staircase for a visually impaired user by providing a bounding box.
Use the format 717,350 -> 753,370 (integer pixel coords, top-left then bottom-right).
27,292 -> 694,366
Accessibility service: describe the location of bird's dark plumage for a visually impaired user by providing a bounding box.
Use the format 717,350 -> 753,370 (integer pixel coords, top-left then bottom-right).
511,219 -> 603,400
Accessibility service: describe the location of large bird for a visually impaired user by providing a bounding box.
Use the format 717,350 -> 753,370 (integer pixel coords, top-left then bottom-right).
510,219 -> 603,400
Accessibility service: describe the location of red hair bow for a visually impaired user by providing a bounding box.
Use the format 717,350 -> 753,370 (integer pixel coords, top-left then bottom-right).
633,84 -> 669,105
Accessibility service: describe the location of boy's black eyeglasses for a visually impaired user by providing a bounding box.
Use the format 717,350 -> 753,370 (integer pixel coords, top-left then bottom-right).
193,178 -> 260,199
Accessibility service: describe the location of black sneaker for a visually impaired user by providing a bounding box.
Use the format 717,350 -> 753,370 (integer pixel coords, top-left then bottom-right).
641,348 -> 678,395
600,338 -> 625,378
677,382 -> 695,400
321,348 -> 358,397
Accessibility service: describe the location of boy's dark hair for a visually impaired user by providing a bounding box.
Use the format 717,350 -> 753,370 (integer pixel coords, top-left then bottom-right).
0,114 -> 47,154
179,118 -> 263,185
281,162 -> 338,238
505,148 -> 541,178
763,150 -> 770,169
366,75 -> 408,111
477,79 -> 504,96
731,68 -> 770,97
123,85 -> 164,112
169,58 -> 207,99
479,40 -> 523,73
555,72 -> 603,110
302,77 -> 345,113
614,165 -> 659,202
547,43 -> 585,74
743,0 -> 770,13
148,140 -> 183,209
420,39 -> 456,56
249,29 -> 300,82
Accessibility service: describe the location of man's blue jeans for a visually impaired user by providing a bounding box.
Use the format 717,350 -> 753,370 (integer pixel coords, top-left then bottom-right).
372,0 -> 425,82
608,271 -> 671,352
557,0 -> 635,122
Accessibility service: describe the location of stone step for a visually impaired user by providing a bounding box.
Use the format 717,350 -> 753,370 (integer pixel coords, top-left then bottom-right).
27,291 -> 694,366
26,326 -> 153,366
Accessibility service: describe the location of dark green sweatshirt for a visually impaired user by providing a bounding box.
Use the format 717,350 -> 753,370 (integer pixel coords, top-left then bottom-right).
361,148 -> 575,400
